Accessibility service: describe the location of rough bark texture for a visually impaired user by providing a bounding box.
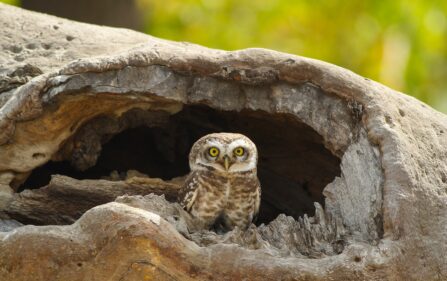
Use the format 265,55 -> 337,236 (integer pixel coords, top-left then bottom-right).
3,174 -> 180,225
1,3 -> 447,281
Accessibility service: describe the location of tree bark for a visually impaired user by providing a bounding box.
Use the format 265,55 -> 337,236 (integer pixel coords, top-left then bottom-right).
4,174 -> 180,225
1,3 -> 446,281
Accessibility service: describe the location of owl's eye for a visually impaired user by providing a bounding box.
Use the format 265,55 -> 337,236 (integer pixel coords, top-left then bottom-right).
233,147 -> 245,156
208,147 -> 220,157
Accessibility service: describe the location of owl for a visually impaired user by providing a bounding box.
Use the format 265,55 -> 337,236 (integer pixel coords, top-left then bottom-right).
178,133 -> 261,231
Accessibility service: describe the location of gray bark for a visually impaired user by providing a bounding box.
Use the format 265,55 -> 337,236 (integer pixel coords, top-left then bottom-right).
1,3 -> 446,281
3,174 -> 180,225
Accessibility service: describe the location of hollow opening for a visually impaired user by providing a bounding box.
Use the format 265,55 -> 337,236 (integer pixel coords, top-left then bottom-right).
21,105 -> 341,224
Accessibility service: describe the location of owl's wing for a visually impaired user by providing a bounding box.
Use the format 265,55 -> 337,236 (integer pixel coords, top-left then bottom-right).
177,171 -> 200,212
252,178 -> 261,223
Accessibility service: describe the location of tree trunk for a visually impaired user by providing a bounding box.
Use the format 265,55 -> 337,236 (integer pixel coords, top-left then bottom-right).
0,3 -> 446,281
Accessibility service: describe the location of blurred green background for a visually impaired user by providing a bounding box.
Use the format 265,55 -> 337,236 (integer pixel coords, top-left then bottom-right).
3,0 -> 447,113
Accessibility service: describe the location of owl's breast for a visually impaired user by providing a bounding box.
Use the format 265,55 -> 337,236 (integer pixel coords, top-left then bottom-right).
184,169 -> 260,230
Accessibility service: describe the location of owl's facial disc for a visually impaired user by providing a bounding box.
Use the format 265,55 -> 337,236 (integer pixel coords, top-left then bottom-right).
213,141 -> 255,173
211,151 -> 245,172
203,143 -> 233,172
190,133 -> 258,173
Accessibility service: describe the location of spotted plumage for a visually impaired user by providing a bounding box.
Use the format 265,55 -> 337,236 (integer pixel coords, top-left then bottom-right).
178,133 -> 261,230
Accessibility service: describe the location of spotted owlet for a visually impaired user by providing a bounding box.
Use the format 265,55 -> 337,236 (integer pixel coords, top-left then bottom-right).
178,133 -> 261,231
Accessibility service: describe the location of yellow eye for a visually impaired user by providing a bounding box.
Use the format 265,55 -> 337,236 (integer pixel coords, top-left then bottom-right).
208,147 -> 220,157
233,147 -> 245,156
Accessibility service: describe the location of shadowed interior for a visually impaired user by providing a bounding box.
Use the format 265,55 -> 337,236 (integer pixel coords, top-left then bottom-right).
21,105 -> 341,224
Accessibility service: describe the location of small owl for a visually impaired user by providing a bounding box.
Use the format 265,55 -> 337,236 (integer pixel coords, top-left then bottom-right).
178,133 -> 261,231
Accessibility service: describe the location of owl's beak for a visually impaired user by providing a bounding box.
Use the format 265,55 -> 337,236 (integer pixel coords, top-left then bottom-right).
223,155 -> 230,171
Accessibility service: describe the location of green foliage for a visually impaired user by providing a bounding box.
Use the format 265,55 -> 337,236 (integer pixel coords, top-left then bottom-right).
137,0 -> 447,113
0,0 -> 19,6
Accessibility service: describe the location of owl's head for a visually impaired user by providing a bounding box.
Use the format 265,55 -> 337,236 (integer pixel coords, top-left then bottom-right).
189,133 -> 258,173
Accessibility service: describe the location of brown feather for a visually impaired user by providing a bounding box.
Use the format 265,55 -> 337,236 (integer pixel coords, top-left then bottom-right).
177,133 -> 261,231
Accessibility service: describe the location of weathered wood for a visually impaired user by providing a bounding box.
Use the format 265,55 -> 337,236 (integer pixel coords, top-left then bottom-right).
0,3 -> 446,280
0,219 -> 22,232
113,193 -> 347,257
3,175 -> 180,224
0,202 -> 386,281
